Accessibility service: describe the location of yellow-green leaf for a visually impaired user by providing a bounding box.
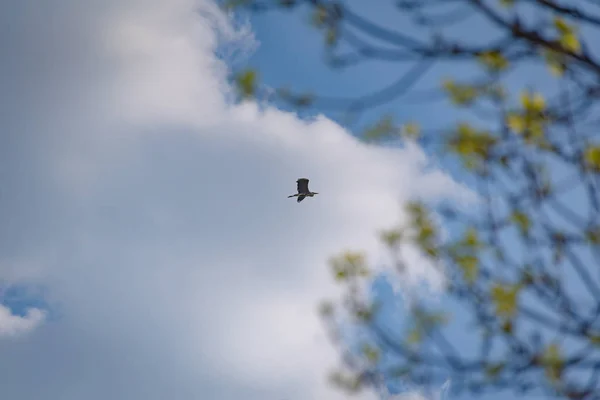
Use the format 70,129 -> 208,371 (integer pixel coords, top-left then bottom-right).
585,226 -> 600,244
235,69 -> 258,99
554,17 -> 572,35
362,344 -> 380,363
363,115 -> 396,142
464,227 -> 482,248
407,202 -> 440,258
401,122 -> 421,139
330,251 -> 369,281
381,229 -> 403,247
544,50 -> 567,77
589,334 -> 600,347
448,123 -> 497,170
541,343 -> 564,383
485,363 -> 505,379
457,255 -> 479,284
406,328 -> 422,345
325,27 -> 338,46
507,113 -> 525,134
478,50 -> 509,72
511,211 -> 531,236
442,79 -> 479,106
355,305 -> 376,322
521,91 -> 546,112
554,17 -> 580,53
584,145 -> 600,172
328,371 -> 362,393
311,5 -> 328,27
491,283 -> 520,318
561,32 -> 581,53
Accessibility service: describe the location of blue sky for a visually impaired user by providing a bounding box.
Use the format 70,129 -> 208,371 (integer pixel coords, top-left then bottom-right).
1,0 -> 598,399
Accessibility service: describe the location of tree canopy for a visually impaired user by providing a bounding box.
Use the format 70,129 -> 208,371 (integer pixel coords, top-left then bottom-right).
226,1 -> 600,399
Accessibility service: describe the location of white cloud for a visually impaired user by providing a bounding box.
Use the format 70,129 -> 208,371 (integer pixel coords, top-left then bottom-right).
0,305 -> 45,338
0,0 -> 473,399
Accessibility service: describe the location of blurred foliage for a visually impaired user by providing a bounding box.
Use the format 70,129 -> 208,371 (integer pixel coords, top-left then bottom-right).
224,0 -> 600,399
234,69 -> 258,99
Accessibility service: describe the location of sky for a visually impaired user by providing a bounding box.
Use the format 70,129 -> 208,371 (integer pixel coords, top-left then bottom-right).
3,0 -> 599,399
0,0 -> 479,399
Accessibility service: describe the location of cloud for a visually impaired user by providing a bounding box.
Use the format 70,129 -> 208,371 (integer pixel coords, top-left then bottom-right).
0,305 -> 45,338
0,0 -> 473,399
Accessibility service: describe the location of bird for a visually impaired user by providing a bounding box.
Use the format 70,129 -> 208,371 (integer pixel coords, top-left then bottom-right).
288,178 -> 318,203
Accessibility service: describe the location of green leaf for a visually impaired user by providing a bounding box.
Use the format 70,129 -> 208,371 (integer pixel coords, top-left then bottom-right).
401,122 -> 421,139
541,343 -> 564,383
584,144 -> 600,172
325,27 -> 338,47
491,283 -> 521,318
505,91 -> 549,142
485,363 -> 505,379
457,255 -> 479,284
406,202 -> 440,259
442,79 -> 479,106
406,328 -> 422,345
510,211 -> 531,236
561,32 -> 581,53
501,320 -> 513,334
355,306 -> 375,322
334,269 -> 347,281
544,49 -> 567,77
234,69 -> 258,99
554,17 -> 580,53
328,370 -> 362,393
311,5 -> 328,27
447,123 -> 497,170
477,50 -> 509,72
521,91 -> 546,113
464,227 -> 482,248
585,226 -> 600,245
381,229 -> 403,247
329,251 -> 369,281
589,334 -> 600,347
363,115 -> 396,142
361,344 -> 380,363
506,112 -> 525,134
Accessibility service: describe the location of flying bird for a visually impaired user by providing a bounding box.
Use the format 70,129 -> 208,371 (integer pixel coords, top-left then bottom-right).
288,178 -> 318,203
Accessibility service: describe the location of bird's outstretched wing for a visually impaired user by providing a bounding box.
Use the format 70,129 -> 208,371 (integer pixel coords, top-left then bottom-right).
297,178 -> 309,194
297,195 -> 306,203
